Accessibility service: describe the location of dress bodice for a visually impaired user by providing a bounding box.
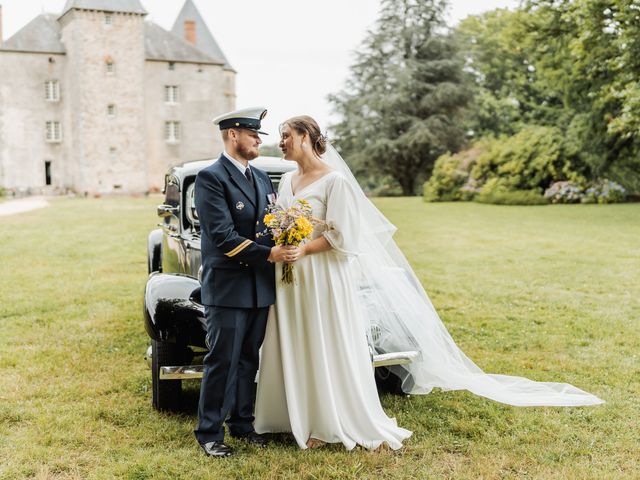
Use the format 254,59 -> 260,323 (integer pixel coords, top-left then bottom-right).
278,170 -> 339,240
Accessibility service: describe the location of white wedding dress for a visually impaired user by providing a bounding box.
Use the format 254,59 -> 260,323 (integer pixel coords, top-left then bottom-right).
255,144 -> 603,450
254,170 -> 412,450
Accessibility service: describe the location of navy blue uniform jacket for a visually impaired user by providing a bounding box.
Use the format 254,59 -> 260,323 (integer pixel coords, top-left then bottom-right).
195,154 -> 276,308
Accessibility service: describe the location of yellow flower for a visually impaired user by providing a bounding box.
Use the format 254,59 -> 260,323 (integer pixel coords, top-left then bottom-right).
263,213 -> 275,225
295,217 -> 313,236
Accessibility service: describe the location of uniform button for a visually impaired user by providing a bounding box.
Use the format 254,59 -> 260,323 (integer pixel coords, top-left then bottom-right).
256,221 -> 259,225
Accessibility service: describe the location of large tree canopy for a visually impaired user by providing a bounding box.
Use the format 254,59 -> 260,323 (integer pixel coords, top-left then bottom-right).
457,0 -> 640,192
329,0 -> 470,196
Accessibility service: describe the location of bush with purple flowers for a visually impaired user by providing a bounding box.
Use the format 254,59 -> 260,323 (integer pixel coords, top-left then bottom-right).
543,181 -> 584,204
582,180 -> 627,204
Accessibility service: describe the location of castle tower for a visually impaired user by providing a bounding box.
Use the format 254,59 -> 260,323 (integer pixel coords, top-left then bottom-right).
59,0 -> 148,194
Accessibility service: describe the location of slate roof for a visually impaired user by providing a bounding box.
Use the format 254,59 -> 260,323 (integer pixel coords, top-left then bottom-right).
171,0 -> 233,70
1,14 -> 65,53
60,0 -> 147,16
145,22 -> 222,65
1,0 -> 232,67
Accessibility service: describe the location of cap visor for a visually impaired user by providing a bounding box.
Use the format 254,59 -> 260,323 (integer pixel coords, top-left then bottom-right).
258,130 -> 269,135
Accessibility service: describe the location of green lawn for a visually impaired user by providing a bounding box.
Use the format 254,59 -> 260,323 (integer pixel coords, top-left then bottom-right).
0,197 -> 638,479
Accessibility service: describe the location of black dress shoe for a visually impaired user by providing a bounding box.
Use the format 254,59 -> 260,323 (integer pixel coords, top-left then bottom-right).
200,441 -> 233,457
234,431 -> 268,448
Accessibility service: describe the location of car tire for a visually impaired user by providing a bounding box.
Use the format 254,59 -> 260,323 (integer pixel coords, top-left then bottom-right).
374,366 -> 405,396
151,339 -> 182,411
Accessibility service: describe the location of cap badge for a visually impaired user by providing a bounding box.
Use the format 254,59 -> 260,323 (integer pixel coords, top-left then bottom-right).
236,201 -> 245,210
235,122 -> 240,126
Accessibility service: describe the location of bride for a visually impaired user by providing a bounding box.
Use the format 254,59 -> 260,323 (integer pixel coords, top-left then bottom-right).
254,116 -> 603,451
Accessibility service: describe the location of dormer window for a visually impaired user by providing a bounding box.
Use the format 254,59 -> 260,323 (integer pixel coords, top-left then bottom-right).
104,13 -> 113,25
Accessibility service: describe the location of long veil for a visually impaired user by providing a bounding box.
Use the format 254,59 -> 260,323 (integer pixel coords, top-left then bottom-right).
321,143 -> 604,406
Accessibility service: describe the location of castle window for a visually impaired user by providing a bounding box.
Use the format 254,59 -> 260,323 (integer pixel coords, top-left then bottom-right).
104,13 -> 113,25
164,86 -> 180,103
107,104 -> 116,117
45,80 -> 60,101
106,59 -> 115,74
109,147 -> 117,161
45,161 -> 52,186
45,121 -> 62,142
165,121 -> 180,143
168,62 -> 175,71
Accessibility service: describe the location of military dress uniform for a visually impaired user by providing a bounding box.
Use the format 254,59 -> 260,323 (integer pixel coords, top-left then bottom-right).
194,107 -> 276,446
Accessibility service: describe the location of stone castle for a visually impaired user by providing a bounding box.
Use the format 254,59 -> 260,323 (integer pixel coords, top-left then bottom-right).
0,0 -> 235,194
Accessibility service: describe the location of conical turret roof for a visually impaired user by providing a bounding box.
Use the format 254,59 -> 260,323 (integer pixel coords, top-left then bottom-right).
171,0 -> 233,70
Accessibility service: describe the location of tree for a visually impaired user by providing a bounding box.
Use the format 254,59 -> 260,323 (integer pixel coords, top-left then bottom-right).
456,0 -> 640,192
258,143 -> 282,157
329,0 -> 470,195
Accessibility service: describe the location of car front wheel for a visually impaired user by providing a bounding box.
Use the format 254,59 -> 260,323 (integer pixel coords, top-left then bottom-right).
151,339 -> 182,411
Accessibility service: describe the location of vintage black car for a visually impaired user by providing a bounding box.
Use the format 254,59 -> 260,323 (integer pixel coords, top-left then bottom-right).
144,156 -> 418,411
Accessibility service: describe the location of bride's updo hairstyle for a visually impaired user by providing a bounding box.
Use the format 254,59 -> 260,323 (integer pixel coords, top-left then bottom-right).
282,116 -> 327,157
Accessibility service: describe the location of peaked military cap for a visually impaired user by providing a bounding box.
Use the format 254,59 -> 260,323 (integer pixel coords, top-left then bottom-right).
212,106 -> 268,135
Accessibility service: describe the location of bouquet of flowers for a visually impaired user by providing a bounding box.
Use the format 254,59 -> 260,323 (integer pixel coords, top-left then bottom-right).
263,199 -> 324,284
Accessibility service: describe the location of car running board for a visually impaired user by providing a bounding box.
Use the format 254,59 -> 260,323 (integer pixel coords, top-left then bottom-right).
156,350 -> 420,380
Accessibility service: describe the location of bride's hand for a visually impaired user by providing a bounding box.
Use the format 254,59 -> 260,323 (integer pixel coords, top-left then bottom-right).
284,245 -> 305,263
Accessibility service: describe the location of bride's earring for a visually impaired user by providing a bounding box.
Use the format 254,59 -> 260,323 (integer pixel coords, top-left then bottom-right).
301,142 -> 308,150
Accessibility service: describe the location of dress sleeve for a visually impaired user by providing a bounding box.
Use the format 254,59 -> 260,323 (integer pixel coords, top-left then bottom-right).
322,173 -> 361,256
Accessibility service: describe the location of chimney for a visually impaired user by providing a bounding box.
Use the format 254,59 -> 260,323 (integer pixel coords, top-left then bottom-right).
184,20 -> 196,46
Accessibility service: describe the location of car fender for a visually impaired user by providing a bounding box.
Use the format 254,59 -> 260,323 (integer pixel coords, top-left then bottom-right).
143,273 -> 206,347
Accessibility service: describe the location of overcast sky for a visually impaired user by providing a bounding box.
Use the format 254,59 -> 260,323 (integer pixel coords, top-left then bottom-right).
1,0 -> 519,139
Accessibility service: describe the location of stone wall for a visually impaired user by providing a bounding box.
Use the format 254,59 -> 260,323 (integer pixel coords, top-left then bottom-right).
144,60 -> 230,191
60,9 -> 147,194
0,51 -> 66,191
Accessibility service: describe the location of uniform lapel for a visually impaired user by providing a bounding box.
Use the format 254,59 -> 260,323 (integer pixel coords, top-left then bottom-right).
253,167 -> 267,219
219,155 -> 257,207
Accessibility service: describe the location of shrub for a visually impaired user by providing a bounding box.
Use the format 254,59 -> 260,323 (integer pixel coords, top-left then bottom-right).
469,126 -> 578,192
424,126 -> 586,203
582,180 -> 627,204
475,179 -> 548,205
476,189 -> 549,205
544,181 -> 585,204
423,141 -> 491,202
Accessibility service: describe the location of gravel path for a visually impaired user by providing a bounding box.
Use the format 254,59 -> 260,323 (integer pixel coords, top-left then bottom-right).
0,197 -> 49,216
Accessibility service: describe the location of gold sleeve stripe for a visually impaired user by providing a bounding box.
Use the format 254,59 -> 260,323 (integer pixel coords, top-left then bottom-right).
225,239 -> 253,257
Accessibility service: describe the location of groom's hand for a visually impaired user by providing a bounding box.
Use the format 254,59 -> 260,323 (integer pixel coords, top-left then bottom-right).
268,245 -> 297,263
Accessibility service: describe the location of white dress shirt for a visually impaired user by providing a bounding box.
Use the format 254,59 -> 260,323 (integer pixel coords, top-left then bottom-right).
224,150 -> 250,175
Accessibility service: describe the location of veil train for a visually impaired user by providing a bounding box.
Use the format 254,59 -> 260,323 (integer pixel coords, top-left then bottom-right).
320,143 -> 604,407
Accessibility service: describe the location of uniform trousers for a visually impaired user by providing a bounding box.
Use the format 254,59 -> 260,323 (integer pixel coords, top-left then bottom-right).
194,305 -> 269,443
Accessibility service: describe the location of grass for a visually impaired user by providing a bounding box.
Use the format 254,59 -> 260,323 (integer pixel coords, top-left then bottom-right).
0,197 -> 638,479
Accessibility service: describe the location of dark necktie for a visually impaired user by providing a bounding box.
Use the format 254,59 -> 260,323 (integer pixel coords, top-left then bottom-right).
244,167 -> 254,186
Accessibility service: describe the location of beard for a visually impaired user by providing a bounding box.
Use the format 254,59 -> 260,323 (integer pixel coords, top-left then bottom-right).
237,143 -> 259,161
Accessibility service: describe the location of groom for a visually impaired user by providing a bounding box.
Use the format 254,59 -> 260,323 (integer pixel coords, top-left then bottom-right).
194,106 -> 289,457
